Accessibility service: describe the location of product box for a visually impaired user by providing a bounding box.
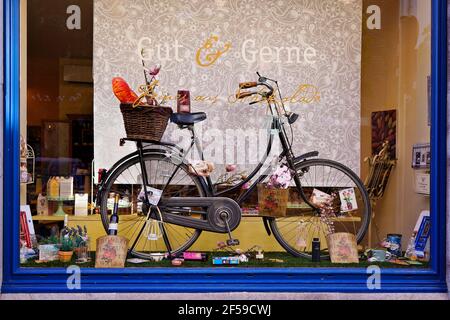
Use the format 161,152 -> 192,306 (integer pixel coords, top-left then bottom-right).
59,177 -> 74,198
412,144 -> 431,169
213,257 -> 240,265
38,244 -> 60,262
37,194 -> 49,216
75,193 -> 89,216
414,211 -> 431,254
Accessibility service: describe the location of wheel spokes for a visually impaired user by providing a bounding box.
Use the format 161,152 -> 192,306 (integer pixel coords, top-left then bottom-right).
101,155 -> 204,258
272,161 -> 369,257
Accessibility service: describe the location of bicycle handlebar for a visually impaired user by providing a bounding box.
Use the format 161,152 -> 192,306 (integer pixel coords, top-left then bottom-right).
257,82 -> 274,97
237,78 -> 274,101
236,91 -> 256,99
239,82 -> 258,89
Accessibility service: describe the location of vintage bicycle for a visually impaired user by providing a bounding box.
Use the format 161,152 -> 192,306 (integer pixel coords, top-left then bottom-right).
97,73 -> 371,260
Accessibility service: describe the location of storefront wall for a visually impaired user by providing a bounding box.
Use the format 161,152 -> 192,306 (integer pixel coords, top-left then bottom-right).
0,0 -> 448,296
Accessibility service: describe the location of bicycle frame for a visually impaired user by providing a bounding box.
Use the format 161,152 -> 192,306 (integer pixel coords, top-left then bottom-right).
97,75 -> 371,258
157,95 -> 319,210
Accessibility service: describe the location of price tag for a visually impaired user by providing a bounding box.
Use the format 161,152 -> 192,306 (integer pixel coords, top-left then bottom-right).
138,187 -> 163,206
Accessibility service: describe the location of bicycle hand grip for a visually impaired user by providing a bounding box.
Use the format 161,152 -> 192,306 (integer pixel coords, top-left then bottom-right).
239,82 -> 258,89
236,92 -> 254,99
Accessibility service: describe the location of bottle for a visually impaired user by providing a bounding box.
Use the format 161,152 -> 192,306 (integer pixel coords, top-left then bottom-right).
312,238 -> 321,263
20,243 -> 28,264
59,214 -> 69,238
108,194 -> 120,236
64,214 -> 69,228
58,215 -> 69,251
405,233 -> 417,259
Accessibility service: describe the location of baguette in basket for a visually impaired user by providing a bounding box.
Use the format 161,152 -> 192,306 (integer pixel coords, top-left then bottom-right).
112,77 -> 138,104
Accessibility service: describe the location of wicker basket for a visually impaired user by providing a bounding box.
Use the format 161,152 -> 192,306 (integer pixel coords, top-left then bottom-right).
257,184 -> 289,218
120,104 -> 173,142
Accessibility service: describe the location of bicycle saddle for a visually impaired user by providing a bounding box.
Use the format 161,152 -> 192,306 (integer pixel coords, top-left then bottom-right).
171,112 -> 207,126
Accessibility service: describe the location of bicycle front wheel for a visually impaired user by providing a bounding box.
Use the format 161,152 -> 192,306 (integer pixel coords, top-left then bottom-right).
269,159 -> 371,259
99,152 -> 207,259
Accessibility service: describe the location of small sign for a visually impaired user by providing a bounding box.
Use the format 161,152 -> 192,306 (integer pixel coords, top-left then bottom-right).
75,194 -> 89,216
339,188 -> 358,213
327,233 -> 359,264
414,211 -> 431,253
310,189 -> 332,207
213,257 -> 240,265
38,244 -> 60,262
95,236 -> 129,268
412,143 -> 431,169
37,194 -> 49,216
138,187 -> 163,206
415,173 -> 430,195
20,205 -> 36,236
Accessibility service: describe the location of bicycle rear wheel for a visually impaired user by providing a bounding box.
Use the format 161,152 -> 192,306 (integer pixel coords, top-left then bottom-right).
269,159 -> 371,259
99,151 -> 206,259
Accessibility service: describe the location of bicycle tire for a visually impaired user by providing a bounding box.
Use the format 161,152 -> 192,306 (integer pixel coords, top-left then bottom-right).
269,158 -> 371,259
99,151 -> 207,258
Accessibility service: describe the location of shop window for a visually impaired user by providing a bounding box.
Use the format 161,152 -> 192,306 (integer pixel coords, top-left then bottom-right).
17,0 -> 433,272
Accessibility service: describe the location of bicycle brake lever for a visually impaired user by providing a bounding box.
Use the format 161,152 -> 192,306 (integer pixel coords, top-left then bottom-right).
256,71 -> 267,83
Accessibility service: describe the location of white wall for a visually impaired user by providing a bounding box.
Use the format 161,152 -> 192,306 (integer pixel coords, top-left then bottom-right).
93,0 -> 363,178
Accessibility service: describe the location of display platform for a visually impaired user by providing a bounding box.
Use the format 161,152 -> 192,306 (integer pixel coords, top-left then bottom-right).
21,252 -> 428,269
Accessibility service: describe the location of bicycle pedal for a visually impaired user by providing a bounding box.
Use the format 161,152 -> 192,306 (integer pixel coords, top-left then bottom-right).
227,239 -> 240,247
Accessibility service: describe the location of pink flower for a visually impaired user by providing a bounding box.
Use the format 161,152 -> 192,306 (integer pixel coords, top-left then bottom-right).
149,65 -> 161,76
242,182 -> 251,190
267,165 -> 293,189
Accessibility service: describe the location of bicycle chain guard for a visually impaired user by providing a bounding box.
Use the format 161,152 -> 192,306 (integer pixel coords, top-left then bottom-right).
159,197 -> 242,234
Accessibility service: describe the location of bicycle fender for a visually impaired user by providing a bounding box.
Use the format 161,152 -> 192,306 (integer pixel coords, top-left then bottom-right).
103,148 -> 181,181
294,151 -> 319,163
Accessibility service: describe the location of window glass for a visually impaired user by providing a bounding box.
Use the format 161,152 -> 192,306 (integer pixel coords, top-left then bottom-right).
19,0 -> 431,270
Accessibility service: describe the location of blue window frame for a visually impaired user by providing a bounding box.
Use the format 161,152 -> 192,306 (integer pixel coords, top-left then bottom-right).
2,0 -> 448,293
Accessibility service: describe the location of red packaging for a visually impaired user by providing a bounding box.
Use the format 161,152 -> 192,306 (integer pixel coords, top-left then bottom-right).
177,90 -> 191,114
